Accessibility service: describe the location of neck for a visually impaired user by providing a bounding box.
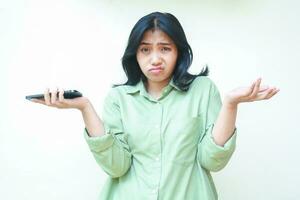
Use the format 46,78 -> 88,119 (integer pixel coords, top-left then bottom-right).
146,78 -> 171,94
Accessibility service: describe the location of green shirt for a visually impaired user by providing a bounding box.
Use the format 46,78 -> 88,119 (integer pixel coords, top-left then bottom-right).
83,76 -> 237,200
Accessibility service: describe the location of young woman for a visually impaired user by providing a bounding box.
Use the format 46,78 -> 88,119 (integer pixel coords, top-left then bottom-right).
31,12 -> 279,200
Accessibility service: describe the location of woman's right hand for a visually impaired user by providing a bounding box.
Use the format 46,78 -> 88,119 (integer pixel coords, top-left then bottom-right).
30,88 -> 90,112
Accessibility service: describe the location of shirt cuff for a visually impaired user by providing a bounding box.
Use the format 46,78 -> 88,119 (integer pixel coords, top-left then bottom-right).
205,124 -> 237,156
83,128 -> 114,152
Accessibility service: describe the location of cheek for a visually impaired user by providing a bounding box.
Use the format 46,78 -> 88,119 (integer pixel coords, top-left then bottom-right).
166,53 -> 178,67
136,54 -> 144,64
136,55 -> 148,70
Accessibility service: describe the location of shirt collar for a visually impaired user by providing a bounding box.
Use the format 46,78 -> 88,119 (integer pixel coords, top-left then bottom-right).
125,76 -> 181,94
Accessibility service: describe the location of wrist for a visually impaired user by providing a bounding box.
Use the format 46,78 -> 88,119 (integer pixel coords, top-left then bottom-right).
79,99 -> 92,113
223,97 -> 238,110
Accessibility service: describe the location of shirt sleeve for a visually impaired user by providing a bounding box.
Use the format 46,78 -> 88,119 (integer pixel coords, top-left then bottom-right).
83,88 -> 132,178
197,80 -> 237,172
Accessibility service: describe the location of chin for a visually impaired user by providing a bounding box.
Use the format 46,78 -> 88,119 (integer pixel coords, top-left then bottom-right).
147,76 -> 169,83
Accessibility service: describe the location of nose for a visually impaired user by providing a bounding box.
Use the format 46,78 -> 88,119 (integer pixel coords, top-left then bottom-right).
150,52 -> 162,66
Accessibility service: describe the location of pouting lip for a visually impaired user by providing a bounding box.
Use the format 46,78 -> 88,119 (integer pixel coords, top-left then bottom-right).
149,67 -> 163,71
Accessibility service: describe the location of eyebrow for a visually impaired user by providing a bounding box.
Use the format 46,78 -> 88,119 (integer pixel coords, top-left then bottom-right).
140,42 -> 173,46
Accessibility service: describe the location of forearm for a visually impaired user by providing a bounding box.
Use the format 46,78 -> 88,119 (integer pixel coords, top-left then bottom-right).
211,100 -> 238,146
80,101 -> 106,137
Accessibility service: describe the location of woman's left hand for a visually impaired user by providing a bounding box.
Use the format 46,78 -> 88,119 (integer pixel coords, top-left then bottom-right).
224,78 -> 280,107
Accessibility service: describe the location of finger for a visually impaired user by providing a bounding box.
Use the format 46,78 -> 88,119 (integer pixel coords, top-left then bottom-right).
266,87 -> 280,99
58,88 -> 65,102
44,88 -> 51,105
258,85 -> 269,93
50,87 -> 59,104
244,81 -> 256,97
249,78 -> 261,98
263,88 -> 276,100
257,87 -> 275,100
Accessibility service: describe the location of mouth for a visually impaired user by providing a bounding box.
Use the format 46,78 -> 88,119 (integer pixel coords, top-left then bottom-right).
149,67 -> 163,73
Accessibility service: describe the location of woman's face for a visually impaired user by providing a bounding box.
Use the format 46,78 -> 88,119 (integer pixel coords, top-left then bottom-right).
136,29 -> 178,86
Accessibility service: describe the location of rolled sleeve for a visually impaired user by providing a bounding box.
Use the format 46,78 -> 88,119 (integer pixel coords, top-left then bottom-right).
83,128 -> 114,152
83,88 -> 132,178
198,124 -> 237,172
205,124 -> 237,154
197,79 -> 237,172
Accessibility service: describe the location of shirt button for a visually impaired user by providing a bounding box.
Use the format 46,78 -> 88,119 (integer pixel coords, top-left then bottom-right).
154,124 -> 159,128
155,156 -> 160,161
152,188 -> 158,194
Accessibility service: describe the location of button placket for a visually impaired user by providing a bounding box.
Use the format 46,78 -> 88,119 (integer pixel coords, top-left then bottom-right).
153,102 -> 162,132
155,156 -> 160,161
149,101 -> 162,200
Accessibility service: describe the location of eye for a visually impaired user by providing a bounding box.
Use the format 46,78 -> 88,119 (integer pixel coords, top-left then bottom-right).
140,47 -> 150,54
161,47 -> 171,52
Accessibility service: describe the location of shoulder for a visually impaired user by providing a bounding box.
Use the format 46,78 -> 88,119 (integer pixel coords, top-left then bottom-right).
190,76 -> 219,92
104,84 -> 133,103
109,84 -> 136,96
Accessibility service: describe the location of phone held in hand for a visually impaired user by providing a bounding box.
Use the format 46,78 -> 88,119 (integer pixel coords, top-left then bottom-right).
25,90 -> 83,100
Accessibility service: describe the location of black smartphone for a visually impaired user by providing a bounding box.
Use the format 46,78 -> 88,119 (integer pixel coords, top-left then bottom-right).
25,90 -> 83,100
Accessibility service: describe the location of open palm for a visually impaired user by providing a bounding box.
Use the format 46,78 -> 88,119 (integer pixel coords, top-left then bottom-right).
225,78 -> 280,106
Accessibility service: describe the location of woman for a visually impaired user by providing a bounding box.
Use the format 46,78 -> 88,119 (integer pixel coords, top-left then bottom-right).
31,12 -> 279,200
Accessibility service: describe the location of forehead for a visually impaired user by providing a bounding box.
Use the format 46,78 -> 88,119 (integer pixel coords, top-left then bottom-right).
140,29 -> 174,43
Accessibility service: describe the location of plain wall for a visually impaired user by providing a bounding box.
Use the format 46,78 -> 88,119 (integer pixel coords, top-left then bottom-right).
1,0 -> 299,199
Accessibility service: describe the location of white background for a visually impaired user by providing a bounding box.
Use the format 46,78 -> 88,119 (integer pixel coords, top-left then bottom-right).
1,0 -> 299,199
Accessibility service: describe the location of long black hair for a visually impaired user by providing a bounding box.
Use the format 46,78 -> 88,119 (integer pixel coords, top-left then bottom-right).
115,12 -> 208,91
